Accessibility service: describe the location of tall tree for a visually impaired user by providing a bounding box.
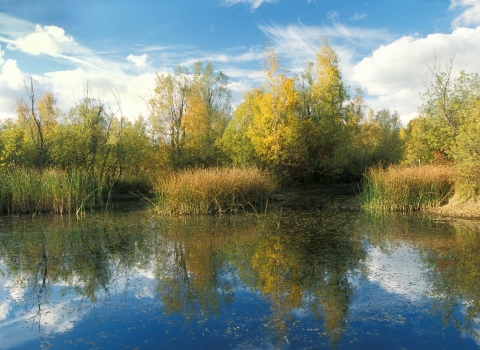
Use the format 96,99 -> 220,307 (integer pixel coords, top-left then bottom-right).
247,45 -> 299,174
16,78 -> 58,170
183,62 -> 231,166
149,66 -> 190,169
310,39 -> 350,175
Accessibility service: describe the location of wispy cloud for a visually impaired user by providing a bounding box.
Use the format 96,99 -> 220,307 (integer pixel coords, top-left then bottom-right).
450,0 -> 480,28
221,0 -> 278,10
0,12 -> 35,38
0,45 -> 4,65
258,21 -> 392,68
180,47 -> 263,66
350,13 -> 367,21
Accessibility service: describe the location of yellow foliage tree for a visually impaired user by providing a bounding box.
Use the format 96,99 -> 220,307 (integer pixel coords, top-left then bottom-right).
246,46 -> 300,175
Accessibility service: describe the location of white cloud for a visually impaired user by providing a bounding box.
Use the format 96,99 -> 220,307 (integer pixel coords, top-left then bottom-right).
0,301 -> 11,321
1,59 -> 26,90
6,24 -> 79,57
36,68 -> 156,119
0,45 -> 4,65
450,0 -> 480,28
222,0 -> 278,10
0,14 -> 157,120
367,245 -> 428,300
351,26 -> 480,124
126,53 -> 150,69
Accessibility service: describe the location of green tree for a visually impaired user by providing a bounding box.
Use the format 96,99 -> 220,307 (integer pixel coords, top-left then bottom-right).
149,66 -> 190,169
183,62 -> 231,166
218,89 -> 259,166
15,80 -> 58,170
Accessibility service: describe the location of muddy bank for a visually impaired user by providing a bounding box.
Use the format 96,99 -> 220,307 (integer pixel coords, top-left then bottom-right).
426,197 -> 480,220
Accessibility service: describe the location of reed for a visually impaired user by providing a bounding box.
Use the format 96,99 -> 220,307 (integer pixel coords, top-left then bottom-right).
0,168 -> 103,214
362,164 -> 455,212
153,167 -> 275,215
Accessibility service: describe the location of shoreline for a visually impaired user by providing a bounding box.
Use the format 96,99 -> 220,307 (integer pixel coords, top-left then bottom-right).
425,197 -> 480,220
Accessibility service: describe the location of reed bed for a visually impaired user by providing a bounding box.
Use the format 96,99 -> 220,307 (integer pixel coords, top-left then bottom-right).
362,164 -> 455,212
0,168 -> 102,214
153,167 -> 275,215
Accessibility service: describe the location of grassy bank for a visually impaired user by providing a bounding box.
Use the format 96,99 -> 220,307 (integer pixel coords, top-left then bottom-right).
362,164 -> 455,212
153,167 -> 275,215
0,168 -> 105,214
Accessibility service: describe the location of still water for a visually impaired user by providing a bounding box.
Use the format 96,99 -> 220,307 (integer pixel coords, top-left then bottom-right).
0,206 -> 479,349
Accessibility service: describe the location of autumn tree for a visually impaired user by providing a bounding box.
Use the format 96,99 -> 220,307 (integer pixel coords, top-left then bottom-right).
307,38 -> 351,176
244,45 -> 301,177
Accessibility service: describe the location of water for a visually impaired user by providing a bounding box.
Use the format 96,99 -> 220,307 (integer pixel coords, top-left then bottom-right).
0,207 -> 479,349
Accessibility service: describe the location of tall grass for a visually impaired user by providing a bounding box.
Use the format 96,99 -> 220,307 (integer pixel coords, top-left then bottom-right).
362,164 -> 455,212
0,168 -> 103,214
153,167 -> 275,215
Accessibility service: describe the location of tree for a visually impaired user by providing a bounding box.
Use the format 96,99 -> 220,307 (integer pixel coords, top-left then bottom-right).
246,45 -> 299,176
15,78 -> 58,170
296,38 -> 351,178
183,62 -> 231,166
218,89 -> 260,166
149,66 -> 190,169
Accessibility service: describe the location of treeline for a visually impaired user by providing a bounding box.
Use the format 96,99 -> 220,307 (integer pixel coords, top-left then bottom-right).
12,38 -> 480,213
0,40 -> 404,193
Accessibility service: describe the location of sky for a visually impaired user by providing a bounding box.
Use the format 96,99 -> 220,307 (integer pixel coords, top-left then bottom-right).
1,0 -> 480,125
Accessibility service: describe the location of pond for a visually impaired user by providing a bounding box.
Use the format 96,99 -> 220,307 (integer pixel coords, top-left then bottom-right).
0,205 -> 479,349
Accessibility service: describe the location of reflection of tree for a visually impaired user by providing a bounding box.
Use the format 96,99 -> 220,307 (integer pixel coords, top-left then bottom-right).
0,212 -> 153,329
423,223 -> 480,338
362,213 -> 480,340
0,209 -> 369,347
234,211 -> 367,348
153,218 -> 256,317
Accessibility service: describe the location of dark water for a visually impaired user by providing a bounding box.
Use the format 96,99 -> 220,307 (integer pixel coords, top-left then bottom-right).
0,207 -> 479,349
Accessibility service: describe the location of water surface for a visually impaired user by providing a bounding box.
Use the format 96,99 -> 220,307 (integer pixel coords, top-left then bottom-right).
0,207 -> 479,349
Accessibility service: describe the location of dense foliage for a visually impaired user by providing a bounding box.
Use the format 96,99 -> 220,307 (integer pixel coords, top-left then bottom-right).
0,40 -> 404,203
9,38 -> 480,212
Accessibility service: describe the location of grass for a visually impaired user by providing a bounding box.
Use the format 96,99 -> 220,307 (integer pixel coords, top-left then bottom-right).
362,164 -> 455,212
153,167 -> 275,215
0,167 -> 104,215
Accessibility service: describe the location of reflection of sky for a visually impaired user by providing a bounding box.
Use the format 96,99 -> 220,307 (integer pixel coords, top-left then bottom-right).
0,261 -> 161,350
366,243 -> 428,300
1,227 -> 480,349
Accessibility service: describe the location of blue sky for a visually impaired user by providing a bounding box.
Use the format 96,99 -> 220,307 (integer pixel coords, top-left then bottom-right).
1,0 -> 480,124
